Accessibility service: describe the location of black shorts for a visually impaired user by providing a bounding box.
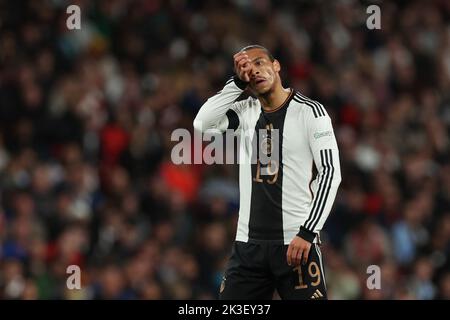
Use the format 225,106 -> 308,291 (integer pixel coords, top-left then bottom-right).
219,241 -> 327,300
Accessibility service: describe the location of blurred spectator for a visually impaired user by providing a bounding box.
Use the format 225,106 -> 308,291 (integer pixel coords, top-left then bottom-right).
408,256 -> 436,299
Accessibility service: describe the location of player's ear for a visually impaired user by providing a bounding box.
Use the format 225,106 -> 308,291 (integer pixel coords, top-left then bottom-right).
273,59 -> 281,72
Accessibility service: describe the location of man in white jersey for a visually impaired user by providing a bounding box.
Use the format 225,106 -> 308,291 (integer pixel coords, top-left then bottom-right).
193,45 -> 341,300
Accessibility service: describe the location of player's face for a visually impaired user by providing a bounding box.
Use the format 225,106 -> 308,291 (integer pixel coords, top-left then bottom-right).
245,49 -> 280,95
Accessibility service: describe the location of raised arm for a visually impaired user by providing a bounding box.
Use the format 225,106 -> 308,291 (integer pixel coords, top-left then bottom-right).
193,76 -> 248,133
193,51 -> 252,133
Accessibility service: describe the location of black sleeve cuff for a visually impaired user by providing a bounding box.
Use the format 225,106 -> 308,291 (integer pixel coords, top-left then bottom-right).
297,226 -> 316,243
226,109 -> 240,130
233,75 -> 249,90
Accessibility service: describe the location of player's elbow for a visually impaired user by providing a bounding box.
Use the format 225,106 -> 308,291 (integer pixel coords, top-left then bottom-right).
193,113 -> 212,133
193,118 -> 204,133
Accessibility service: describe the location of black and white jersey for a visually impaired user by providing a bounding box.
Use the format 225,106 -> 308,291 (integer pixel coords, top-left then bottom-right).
193,77 -> 341,244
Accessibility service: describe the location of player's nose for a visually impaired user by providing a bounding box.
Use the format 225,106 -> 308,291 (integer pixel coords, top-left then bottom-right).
250,66 -> 259,78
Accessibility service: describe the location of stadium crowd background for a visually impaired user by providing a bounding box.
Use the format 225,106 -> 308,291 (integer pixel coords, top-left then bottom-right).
0,0 -> 449,300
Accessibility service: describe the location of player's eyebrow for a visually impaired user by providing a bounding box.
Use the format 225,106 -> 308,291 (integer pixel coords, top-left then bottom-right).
251,57 -> 266,63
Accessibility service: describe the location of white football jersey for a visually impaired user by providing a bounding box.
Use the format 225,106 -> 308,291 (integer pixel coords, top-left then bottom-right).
194,77 -> 341,245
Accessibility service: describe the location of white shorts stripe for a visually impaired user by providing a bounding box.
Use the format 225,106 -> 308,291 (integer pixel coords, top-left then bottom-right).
315,244 -> 327,290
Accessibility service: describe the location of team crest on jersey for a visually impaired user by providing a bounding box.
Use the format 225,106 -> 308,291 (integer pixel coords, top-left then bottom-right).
260,137 -> 272,156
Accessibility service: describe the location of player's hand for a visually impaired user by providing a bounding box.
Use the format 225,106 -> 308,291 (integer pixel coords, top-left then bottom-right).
233,51 -> 251,83
287,236 -> 311,266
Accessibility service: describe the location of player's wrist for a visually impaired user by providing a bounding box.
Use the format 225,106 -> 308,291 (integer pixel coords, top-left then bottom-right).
233,75 -> 249,90
297,226 -> 316,243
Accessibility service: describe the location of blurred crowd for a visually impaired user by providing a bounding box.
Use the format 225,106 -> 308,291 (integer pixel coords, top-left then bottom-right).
0,0 -> 449,300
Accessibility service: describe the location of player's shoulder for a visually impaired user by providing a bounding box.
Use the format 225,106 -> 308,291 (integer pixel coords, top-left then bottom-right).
242,94 -> 259,106
234,95 -> 260,114
229,95 -> 260,127
291,90 -> 329,119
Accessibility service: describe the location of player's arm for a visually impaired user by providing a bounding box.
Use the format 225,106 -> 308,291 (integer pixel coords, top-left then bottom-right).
193,51 -> 251,133
299,105 -> 342,241
287,103 -> 342,266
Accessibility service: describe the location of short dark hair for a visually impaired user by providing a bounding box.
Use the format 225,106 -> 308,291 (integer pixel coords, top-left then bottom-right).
239,45 -> 275,62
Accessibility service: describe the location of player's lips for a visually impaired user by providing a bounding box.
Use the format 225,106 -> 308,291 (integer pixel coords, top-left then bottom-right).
253,77 -> 267,86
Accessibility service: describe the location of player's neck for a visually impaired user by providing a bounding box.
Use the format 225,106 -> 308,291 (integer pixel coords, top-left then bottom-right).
258,84 -> 292,112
